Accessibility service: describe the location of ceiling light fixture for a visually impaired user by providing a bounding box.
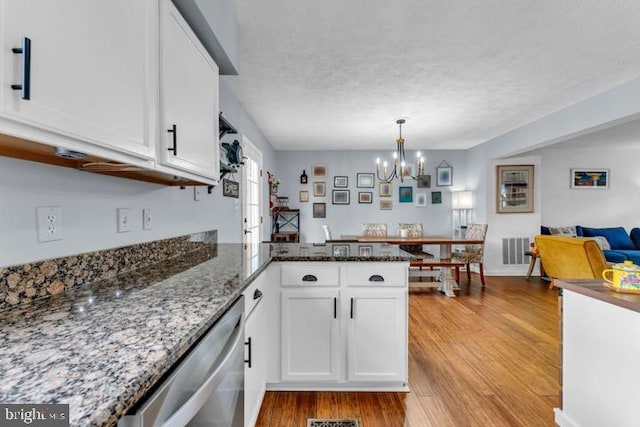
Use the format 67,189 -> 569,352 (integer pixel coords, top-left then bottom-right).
376,119 -> 425,183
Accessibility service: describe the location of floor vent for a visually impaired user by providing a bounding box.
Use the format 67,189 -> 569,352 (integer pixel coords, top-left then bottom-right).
307,419 -> 360,427
502,237 -> 530,265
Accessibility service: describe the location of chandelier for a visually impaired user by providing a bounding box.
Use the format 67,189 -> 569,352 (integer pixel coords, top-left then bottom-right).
375,119 -> 425,183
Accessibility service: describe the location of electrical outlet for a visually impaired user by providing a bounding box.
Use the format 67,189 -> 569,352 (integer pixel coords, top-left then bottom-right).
117,208 -> 131,233
36,206 -> 63,242
194,187 -> 201,201
142,208 -> 152,230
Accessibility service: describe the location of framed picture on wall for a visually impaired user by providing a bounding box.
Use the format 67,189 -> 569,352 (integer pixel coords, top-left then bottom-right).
415,192 -> 427,207
299,190 -> 309,202
416,175 -> 431,188
358,192 -> 373,204
312,165 -> 327,177
399,186 -> 413,203
313,202 -> 326,218
436,161 -> 453,186
496,164 -> 534,213
332,190 -> 350,205
379,182 -> 392,197
570,168 -> 609,189
431,191 -> 442,204
380,199 -> 393,210
313,181 -> 326,197
334,176 -> 348,187
357,173 -> 375,188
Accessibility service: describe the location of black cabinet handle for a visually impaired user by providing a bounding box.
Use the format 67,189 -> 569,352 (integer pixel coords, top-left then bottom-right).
253,289 -> 262,300
333,297 -> 337,319
11,37 -> 31,100
167,124 -> 178,155
302,274 -> 317,282
350,297 -> 354,319
244,337 -> 252,368
369,274 -> 385,282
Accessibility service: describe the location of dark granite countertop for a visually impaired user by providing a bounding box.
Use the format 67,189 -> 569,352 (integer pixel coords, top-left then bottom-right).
0,242 -> 411,426
555,279 -> 640,314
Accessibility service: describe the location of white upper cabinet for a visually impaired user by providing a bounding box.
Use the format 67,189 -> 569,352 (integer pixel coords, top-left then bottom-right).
0,0 -> 157,161
158,0 -> 219,182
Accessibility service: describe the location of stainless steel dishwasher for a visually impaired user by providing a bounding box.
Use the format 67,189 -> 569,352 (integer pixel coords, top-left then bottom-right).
119,296 -> 245,427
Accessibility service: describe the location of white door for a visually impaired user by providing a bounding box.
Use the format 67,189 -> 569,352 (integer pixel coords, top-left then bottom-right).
0,0 -> 156,159
242,136 -> 262,256
158,0 -> 219,180
281,288 -> 341,382
346,289 -> 407,382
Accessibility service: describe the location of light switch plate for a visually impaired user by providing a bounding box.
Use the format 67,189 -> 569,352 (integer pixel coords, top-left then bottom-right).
117,208 -> 131,233
142,208 -> 152,230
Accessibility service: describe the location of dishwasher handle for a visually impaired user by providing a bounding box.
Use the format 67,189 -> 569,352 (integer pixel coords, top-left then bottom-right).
160,314 -> 245,427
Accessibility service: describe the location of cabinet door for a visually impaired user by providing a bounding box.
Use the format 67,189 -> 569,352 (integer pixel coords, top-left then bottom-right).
0,0 -> 156,160
281,288 -> 341,382
244,302 -> 265,427
346,289 -> 407,383
159,0 -> 219,180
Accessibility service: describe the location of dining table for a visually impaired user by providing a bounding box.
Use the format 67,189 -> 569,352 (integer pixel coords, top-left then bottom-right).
338,234 -> 485,297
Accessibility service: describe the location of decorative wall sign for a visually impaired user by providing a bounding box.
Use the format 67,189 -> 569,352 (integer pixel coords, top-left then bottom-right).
313,202 -> 326,218
313,181 -> 326,197
380,199 -> 393,210
222,179 -> 239,198
571,168 -> 609,189
358,192 -> 373,204
399,186 -> 413,203
332,244 -> 349,257
436,161 -> 453,186
312,165 -> 327,177
299,190 -> 309,202
431,191 -> 442,204
415,192 -> 427,207
496,164 -> 534,213
332,189 -> 350,204
300,170 -> 308,184
379,182 -> 392,197
334,176 -> 348,187
357,173 -> 375,188
417,175 -> 431,188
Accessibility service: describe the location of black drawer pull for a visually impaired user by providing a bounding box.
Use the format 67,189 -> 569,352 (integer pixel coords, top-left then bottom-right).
167,124 -> 178,155
369,274 -> 385,282
11,37 -> 31,100
302,274 -> 318,282
333,297 -> 337,319
350,297 -> 354,319
253,289 -> 263,300
244,337 -> 252,368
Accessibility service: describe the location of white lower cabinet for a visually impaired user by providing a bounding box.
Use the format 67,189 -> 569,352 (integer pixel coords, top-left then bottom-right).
281,288 -> 341,382
346,289 -> 407,383
243,271 -> 268,427
275,262 -> 408,390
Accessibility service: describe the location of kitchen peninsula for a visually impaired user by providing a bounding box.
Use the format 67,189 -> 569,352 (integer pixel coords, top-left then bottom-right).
554,279 -> 640,427
0,234 -> 412,426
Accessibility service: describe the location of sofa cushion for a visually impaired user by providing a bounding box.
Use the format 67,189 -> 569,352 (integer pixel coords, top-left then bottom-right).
603,250 -> 629,264
541,225 -> 551,235
580,226 -> 635,250
587,236 -> 611,251
630,228 -> 640,250
548,226 -> 578,237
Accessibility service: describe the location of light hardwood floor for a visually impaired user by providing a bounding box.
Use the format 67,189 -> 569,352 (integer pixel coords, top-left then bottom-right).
255,275 -> 560,427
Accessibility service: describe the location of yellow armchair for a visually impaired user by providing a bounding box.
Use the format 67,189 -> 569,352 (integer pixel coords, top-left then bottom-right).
534,235 -> 608,288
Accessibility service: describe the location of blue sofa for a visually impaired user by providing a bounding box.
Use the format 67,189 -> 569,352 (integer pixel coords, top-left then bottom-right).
541,225 -> 640,264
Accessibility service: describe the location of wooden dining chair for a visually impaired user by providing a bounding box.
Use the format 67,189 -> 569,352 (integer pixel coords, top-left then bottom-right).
452,223 -> 488,287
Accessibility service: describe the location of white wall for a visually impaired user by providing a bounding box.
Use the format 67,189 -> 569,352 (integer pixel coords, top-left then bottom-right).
0,80 -> 275,268
274,149 -> 468,246
541,146 -> 640,230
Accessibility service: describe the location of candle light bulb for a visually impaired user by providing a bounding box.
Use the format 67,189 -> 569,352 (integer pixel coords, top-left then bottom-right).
376,158 -> 380,164
416,151 -> 421,158
392,152 -> 398,159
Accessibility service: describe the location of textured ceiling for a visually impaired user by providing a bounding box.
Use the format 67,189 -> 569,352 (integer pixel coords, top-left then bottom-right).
223,1 -> 640,151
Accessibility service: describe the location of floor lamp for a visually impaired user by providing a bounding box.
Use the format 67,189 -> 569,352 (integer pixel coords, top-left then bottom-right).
452,190 -> 473,238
